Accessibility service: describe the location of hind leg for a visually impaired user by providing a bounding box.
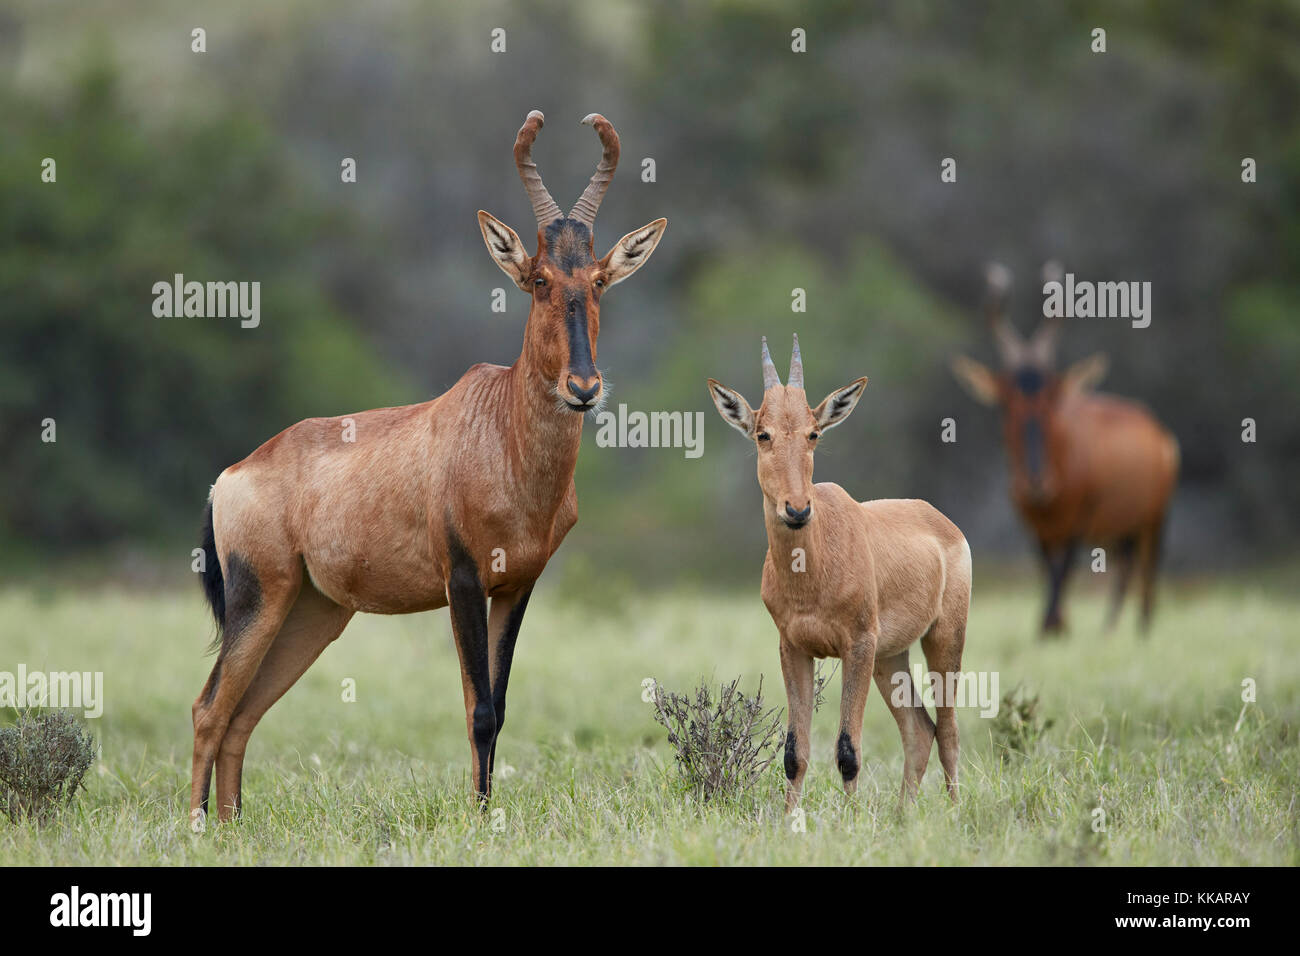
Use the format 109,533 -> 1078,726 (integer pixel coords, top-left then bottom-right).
872,649 -> 936,804
1136,517 -> 1165,636
922,617 -> 966,802
190,556 -> 301,830
213,579 -> 353,820
1104,537 -> 1137,633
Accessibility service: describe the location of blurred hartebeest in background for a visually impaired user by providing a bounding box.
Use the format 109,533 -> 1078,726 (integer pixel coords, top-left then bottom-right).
951,263 -> 1179,637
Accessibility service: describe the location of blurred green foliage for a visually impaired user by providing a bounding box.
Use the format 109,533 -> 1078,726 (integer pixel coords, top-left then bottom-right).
0,53 -> 409,557
1,0 -> 1297,580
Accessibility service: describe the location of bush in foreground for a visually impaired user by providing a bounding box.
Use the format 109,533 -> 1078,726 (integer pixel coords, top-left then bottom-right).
651,676 -> 784,801
0,710 -> 97,825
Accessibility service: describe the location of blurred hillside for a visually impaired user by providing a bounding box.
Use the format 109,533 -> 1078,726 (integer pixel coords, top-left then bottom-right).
2,0 -> 1297,583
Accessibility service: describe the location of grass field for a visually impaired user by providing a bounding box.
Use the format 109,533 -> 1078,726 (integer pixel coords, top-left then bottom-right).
1,573 -> 1296,865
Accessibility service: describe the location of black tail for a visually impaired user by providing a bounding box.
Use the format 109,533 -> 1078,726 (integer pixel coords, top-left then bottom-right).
199,499 -> 225,653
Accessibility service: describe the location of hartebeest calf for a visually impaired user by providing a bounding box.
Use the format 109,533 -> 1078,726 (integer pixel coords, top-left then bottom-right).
708,336 -> 972,809
190,110 -> 666,827
951,263 -> 1178,636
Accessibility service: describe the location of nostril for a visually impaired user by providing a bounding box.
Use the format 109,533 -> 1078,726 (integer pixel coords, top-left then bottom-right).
568,377 -> 600,403
785,502 -> 812,522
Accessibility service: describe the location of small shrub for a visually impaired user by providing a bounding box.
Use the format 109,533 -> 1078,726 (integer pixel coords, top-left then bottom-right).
651,676 -> 784,801
991,685 -> 1054,758
0,710 -> 97,825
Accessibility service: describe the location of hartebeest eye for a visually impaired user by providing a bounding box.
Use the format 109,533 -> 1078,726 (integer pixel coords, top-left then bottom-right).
756,431 -> 771,442
808,431 -> 820,441
594,277 -> 605,290
533,276 -> 547,289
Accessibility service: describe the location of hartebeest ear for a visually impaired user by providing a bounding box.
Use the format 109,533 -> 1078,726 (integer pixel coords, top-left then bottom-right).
706,378 -> 756,437
950,356 -> 1000,406
813,377 -> 868,431
599,218 -> 668,288
477,210 -> 532,291
1062,352 -> 1108,396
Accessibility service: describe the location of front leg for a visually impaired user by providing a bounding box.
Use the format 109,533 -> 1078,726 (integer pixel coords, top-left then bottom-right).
779,640 -> 814,813
837,633 -> 877,796
1040,540 -> 1078,637
446,536 -> 494,807
486,587 -> 533,777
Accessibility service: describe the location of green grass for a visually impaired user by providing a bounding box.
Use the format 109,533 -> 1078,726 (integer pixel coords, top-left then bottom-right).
0,574 -> 1296,865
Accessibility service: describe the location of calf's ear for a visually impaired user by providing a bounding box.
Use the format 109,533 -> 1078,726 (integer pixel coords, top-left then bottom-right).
813,377 -> 868,431
707,378 -> 756,437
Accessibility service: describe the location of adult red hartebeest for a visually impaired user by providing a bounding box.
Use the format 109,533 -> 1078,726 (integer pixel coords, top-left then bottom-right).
189,110 -> 667,828
709,336 -> 972,809
951,263 -> 1178,637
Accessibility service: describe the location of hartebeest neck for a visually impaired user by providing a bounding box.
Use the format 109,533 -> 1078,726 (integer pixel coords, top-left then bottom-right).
503,330 -> 585,512
763,505 -> 830,585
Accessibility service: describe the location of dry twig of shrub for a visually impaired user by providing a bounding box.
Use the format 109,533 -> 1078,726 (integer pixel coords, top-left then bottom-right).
651,676 -> 784,801
813,660 -> 839,712
0,710 -> 97,825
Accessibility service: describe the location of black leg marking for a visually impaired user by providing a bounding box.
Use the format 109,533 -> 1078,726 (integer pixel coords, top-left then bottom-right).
220,552 -> 262,658
784,729 -> 799,781
488,588 -> 533,776
200,552 -> 262,705
446,529 -> 493,804
836,730 -> 859,782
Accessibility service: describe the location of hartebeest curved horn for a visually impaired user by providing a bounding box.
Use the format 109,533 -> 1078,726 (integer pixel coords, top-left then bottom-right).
762,336 -> 782,391
1027,260 -> 1064,367
788,333 -> 804,389
514,110 -> 563,228
985,262 -> 1026,367
568,113 -> 621,228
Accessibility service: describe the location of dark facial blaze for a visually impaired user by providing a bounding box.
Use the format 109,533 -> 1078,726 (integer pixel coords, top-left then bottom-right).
1014,365 -> 1045,396
1009,365 -> 1051,490
537,218 -> 602,410
1021,417 -> 1045,484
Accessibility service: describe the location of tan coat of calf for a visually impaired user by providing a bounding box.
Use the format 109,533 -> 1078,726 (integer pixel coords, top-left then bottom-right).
710,336 -> 972,810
